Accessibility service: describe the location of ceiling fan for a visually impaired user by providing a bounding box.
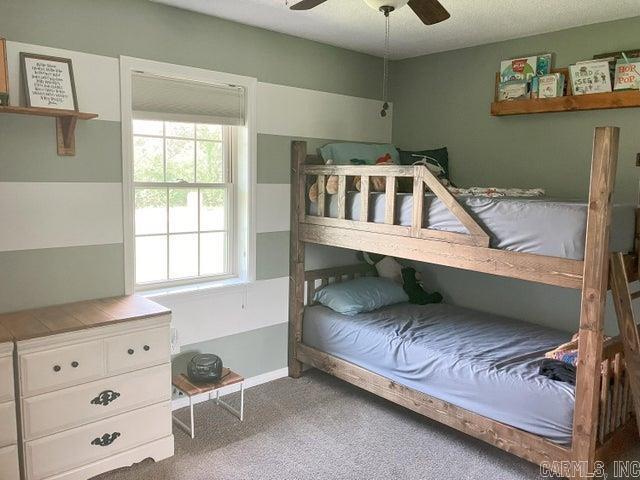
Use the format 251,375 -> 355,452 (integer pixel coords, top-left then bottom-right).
289,0 -> 450,117
290,0 -> 450,26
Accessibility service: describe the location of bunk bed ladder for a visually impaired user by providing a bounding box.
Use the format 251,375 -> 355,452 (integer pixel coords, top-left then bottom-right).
609,251 -> 640,435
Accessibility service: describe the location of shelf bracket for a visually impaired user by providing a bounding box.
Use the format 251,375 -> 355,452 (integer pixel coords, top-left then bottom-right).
56,115 -> 78,156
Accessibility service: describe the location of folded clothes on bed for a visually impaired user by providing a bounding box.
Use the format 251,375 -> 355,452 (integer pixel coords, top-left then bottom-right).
539,358 -> 577,385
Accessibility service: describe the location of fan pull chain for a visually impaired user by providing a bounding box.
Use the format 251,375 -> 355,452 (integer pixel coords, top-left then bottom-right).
381,8 -> 390,117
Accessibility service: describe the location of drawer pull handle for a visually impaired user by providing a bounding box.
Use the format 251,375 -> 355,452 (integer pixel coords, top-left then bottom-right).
91,390 -> 121,406
144,345 -> 150,351
71,361 -> 79,368
128,348 -> 135,355
53,365 -> 61,372
91,432 -> 120,447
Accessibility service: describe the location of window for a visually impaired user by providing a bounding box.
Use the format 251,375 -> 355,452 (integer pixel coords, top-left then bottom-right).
132,119 -> 235,287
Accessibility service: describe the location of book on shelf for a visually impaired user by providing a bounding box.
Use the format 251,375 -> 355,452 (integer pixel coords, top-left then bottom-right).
498,80 -> 530,101
613,58 -> 640,90
538,73 -> 565,98
569,60 -> 612,95
500,56 -> 537,82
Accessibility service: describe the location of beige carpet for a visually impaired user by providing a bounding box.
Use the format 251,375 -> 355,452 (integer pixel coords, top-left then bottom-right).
96,370 -> 639,480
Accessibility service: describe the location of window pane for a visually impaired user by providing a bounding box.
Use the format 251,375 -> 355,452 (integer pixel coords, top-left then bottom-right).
200,188 -> 226,231
169,189 -> 198,233
169,234 -> 198,279
133,119 -> 163,136
196,141 -> 224,183
135,188 -> 167,235
133,136 -> 164,182
196,124 -> 222,141
165,122 -> 194,138
166,139 -> 195,182
136,236 -> 167,283
200,232 -> 226,276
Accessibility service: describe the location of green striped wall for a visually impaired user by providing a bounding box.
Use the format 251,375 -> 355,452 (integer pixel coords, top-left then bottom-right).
0,0 -> 383,314
0,0 -> 382,100
172,323 -> 287,379
0,116 -> 122,183
0,244 -> 124,313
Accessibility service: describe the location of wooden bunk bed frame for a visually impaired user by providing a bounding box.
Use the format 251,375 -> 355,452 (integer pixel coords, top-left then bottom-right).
288,127 -> 640,478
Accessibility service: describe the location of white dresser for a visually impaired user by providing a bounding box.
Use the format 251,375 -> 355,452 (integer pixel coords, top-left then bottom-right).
0,332 -> 19,480
0,295 -> 174,480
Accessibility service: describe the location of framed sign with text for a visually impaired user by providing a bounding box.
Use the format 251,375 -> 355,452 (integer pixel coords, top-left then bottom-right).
20,52 -> 78,110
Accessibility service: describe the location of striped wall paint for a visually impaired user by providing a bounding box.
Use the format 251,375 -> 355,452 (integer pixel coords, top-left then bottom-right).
172,323 -> 288,379
0,182 -> 123,252
0,39 -> 387,363
0,116 -> 122,182
0,244 -> 124,313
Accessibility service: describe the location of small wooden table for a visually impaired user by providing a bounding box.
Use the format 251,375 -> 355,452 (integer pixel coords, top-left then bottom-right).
172,368 -> 244,439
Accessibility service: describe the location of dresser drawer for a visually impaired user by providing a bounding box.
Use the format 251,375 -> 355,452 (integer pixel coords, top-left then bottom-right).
0,401 -> 16,447
0,444 -> 20,480
20,340 -> 104,397
106,326 -> 170,375
25,401 -> 171,480
0,354 -> 14,403
23,363 -> 171,440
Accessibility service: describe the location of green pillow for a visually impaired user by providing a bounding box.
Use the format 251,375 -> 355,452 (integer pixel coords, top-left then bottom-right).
398,147 -> 450,180
319,142 -> 399,165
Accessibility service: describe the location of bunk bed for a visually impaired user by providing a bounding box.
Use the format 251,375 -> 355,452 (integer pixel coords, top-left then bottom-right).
288,127 -> 640,478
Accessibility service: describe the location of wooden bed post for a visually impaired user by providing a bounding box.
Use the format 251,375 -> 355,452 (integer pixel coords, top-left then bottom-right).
572,127 -> 620,474
289,141 -> 306,378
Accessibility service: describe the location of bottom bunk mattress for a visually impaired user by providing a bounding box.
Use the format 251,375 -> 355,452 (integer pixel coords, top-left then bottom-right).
303,302 -> 575,444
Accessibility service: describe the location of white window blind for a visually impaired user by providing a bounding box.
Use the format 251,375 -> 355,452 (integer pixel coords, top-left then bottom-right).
132,73 -> 245,126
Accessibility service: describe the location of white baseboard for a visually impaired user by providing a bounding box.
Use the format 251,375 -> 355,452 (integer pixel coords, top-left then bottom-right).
171,367 -> 289,411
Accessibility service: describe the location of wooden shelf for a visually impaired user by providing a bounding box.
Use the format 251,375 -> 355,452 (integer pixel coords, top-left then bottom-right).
491,90 -> 640,116
0,106 -> 98,155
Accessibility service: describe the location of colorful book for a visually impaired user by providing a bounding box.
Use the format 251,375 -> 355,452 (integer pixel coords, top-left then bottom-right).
500,56 -> 538,82
536,54 -> 552,76
498,80 -> 530,101
569,61 -> 612,95
613,58 -> 640,90
538,73 -> 564,98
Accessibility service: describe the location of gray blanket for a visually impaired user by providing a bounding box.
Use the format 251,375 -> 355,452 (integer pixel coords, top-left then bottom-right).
303,302 -> 575,444
310,193 -> 635,260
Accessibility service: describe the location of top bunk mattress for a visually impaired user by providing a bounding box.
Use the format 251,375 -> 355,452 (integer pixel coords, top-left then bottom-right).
309,193 -> 635,260
303,302 -> 575,444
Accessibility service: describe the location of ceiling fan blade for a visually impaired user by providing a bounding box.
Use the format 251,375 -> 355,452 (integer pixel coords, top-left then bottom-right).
289,0 -> 329,10
408,0 -> 450,25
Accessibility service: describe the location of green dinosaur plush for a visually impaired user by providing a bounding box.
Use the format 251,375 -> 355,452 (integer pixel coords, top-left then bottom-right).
401,267 -> 443,305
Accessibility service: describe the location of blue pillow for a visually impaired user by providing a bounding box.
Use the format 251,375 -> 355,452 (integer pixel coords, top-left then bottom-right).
314,277 -> 408,316
319,142 -> 399,165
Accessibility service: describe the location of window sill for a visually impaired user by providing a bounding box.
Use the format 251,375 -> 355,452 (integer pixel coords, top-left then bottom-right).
140,277 -> 252,302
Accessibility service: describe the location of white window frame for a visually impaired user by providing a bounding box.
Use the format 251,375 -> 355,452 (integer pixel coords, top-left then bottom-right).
120,57 -> 257,295
133,122 -> 236,289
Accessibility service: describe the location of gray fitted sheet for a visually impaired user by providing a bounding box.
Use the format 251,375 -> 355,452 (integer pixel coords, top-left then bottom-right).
309,193 -> 635,260
303,302 -> 575,444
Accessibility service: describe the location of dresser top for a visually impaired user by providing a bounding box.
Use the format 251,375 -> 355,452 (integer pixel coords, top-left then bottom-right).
0,295 -> 170,342
0,322 -> 12,344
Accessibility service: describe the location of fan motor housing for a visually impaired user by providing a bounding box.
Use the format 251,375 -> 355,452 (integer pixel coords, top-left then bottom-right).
363,0 -> 409,11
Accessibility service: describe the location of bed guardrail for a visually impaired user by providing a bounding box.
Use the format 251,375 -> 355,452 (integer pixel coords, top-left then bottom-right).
300,163 -> 490,247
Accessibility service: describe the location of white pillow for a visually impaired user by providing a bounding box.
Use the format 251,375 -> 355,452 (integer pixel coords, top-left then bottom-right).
375,256 -> 403,284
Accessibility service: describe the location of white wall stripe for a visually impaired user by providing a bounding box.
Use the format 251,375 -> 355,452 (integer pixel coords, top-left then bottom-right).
148,276 -> 289,347
257,82 -> 392,143
256,183 -> 290,233
6,42 -> 121,122
0,182 -> 123,252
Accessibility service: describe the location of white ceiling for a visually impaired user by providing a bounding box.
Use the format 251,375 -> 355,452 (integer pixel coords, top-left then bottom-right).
153,0 -> 640,59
